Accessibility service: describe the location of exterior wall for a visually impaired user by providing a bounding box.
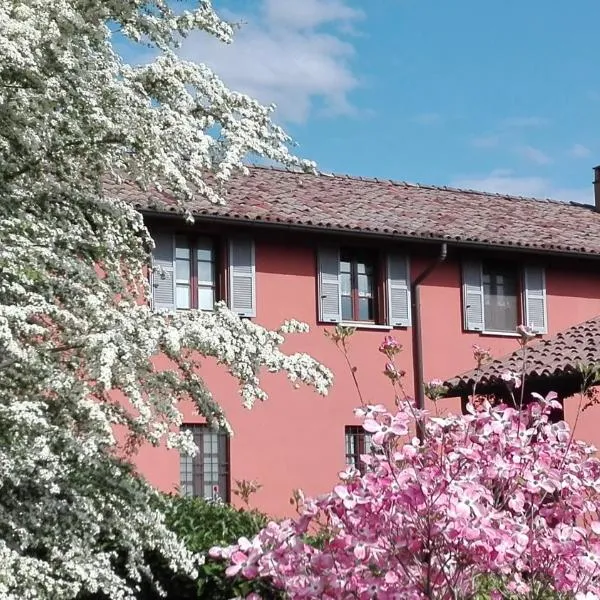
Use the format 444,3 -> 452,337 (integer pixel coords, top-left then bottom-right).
133,223 -> 600,518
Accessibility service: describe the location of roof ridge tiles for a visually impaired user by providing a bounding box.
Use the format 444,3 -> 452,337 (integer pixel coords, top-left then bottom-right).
246,163 -> 594,208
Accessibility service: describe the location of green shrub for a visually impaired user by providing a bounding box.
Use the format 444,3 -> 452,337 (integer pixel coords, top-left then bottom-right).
471,574 -> 567,600
154,495 -> 281,600
165,495 -> 268,553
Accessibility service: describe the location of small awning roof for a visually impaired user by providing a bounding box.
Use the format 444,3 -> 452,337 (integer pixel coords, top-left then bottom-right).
443,316 -> 600,397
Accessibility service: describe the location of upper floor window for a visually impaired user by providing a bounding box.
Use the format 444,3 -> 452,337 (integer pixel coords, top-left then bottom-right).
318,247 -> 411,327
482,260 -> 519,333
151,231 -> 256,317
175,236 -> 217,310
463,260 -> 547,334
180,424 -> 230,501
340,250 -> 376,322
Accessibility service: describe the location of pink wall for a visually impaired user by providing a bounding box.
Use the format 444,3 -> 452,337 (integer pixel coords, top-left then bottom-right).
132,233 -> 600,518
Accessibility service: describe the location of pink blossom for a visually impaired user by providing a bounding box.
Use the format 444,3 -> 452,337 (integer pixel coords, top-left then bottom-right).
378,335 -> 401,357
354,404 -> 387,419
225,550 -> 249,577
362,415 -> 408,445
214,369 -> 600,598
334,484 -> 366,509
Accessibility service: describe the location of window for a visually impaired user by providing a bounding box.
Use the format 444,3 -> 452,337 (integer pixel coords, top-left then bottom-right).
463,260 -> 547,334
340,250 -> 376,322
318,247 -> 411,327
151,232 -> 256,317
482,261 -> 519,333
180,424 -> 230,501
175,236 -> 217,310
345,425 -> 375,474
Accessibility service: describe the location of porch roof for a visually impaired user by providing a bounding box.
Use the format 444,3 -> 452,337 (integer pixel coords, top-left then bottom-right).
443,316 -> 600,397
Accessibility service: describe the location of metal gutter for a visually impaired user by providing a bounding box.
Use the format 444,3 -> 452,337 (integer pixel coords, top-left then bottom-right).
140,208 -> 600,262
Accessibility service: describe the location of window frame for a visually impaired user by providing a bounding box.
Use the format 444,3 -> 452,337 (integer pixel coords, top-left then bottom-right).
180,424 -> 231,502
481,259 -> 522,335
174,234 -> 221,312
151,229 -> 257,317
345,425 -> 374,474
318,246 -> 411,328
339,248 -> 379,323
462,258 -> 548,336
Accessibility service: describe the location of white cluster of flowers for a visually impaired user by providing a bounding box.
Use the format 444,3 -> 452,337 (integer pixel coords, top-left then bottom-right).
0,1 -> 330,598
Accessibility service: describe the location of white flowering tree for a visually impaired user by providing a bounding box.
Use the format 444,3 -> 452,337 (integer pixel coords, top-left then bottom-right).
0,1 -> 332,598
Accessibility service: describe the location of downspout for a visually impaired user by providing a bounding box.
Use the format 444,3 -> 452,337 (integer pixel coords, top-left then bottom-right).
411,243 -> 448,440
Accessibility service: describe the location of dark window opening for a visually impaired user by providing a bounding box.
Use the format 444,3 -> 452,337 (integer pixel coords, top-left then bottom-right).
180,424 -> 230,501
345,425 -> 375,474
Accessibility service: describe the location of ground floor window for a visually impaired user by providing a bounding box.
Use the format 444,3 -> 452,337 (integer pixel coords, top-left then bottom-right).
180,424 -> 230,501
345,425 -> 374,474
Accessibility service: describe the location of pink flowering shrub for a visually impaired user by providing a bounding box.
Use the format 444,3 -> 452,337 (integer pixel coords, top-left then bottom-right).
211,336 -> 600,599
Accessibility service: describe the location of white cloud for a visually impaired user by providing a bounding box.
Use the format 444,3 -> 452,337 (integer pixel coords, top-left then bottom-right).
568,143 -> 592,159
263,0 -> 362,30
452,169 -> 591,203
516,145 -> 552,165
179,0 -> 362,123
500,116 -> 549,128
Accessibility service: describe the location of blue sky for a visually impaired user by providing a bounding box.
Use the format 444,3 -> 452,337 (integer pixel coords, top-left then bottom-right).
165,1 -> 600,202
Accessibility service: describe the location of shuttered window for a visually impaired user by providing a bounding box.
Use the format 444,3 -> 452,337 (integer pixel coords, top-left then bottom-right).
180,424 -> 230,501
523,266 -> 547,334
462,260 -> 547,334
151,232 -> 256,317
229,238 -> 256,317
317,247 -> 411,327
151,233 -> 176,311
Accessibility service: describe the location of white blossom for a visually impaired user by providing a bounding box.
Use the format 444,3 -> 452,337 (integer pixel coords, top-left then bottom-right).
0,1 -> 331,597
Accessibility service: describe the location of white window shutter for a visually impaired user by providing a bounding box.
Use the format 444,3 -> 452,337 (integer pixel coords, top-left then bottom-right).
229,239 -> 256,317
151,233 -> 176,311
318,248 -> 341,322
524,266 -> 547,334
462,260 -> 485,331
387,254 -> 411,327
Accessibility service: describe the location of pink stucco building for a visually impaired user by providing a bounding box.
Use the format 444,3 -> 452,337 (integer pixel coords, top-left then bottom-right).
119,165 -> 600,518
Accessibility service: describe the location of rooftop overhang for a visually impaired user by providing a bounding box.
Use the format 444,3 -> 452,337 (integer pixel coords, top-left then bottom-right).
444,370 -> 585,400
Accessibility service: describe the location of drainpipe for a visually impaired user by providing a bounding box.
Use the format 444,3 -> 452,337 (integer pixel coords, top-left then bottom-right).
411,243 -> 448,440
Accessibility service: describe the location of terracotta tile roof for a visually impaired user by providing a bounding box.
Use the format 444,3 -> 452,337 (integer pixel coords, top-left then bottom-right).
108,165 -> 600,257
444,316 -> 600,395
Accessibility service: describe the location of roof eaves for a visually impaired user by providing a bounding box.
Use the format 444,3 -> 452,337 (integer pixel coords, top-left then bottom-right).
138,206 -> 600,260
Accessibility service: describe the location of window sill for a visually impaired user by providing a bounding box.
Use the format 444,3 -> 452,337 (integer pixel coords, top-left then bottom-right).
337,321 -> 393,331
476,330 -> 519,338
478,330 -> 540,338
